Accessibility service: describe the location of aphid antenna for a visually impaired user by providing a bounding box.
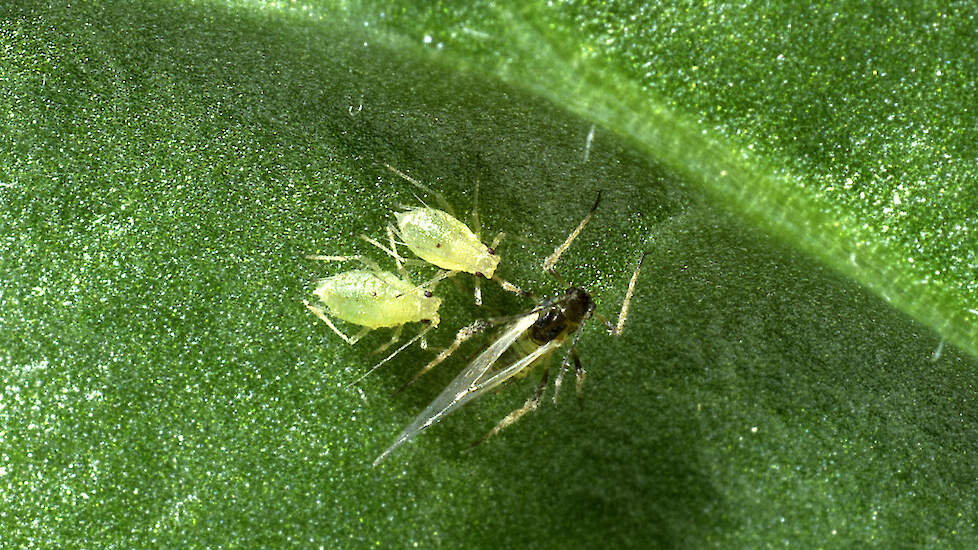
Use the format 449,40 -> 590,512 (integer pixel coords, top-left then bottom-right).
585,250 -> 650,331
492,274 -> 532,299
358,234 -> 399,263
583,124 -> 596,164
345,323 -> 436,388
471,173 -> 482,239
408,192 -> 431,210
472,172 -> 483,305
542,191 -> 603,272
383,162 -> 456,215
386,225 -> 405,273
305,254 -> 383,273
410,269 -> 459,294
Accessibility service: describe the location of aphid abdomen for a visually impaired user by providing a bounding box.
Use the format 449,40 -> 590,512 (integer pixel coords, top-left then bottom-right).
507,308 -> 572,378
313,270 -> 441,328
395,208 -> 499,277
530,309 -> 569,344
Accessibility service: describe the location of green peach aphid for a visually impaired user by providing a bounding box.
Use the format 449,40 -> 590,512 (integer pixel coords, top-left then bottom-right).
384,163 -> 526,305
304,254 -> 441,385
375,193 -> 647,465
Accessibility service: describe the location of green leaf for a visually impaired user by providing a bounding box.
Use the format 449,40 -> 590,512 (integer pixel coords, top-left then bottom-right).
1,1 -> 976,548
352,0 -> 978,361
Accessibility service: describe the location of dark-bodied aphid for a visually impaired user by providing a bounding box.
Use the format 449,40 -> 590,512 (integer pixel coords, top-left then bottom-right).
374,192 -> 646,465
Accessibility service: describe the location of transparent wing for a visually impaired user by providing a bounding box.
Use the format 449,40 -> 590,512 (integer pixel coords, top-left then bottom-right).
373,311 -> 541,465
465,339 -> 561,397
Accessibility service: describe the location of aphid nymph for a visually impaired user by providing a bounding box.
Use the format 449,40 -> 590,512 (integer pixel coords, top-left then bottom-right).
310,269 -> 441,332
393,206 -> 500,278
373,192 -> 646,465
383,163 -> 526,305
303,250 -> 442,384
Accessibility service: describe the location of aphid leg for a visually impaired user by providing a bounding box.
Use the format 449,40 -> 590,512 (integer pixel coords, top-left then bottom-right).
552,323 -> 588,403
573,348 -> 586,400
369,325 -> 404,357
610,252 -> 647,335
544,267 -> 571,287
303,300 -> 371,345
593,311 -> 615,333
466,366 -> 551,451
305,254 -> 382,272
359,234 -> 407,268
347,324 -> 435,387
383,163 -> 456,215
542,191 -> 602,272
474,276 -> 483,306
585,251 -> 647,334
386,224 -> 408,276
396,319 -> 491,392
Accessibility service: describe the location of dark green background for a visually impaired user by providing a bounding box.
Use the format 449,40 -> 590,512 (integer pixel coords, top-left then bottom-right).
2,1 -> 976,548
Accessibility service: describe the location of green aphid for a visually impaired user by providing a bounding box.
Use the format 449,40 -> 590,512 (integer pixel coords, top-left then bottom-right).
384,163 -> 527,305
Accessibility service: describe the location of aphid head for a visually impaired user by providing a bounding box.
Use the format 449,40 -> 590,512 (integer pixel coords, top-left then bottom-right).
563,286 -> 594,323
420,291 -> 442,327
472,248 -> 500,279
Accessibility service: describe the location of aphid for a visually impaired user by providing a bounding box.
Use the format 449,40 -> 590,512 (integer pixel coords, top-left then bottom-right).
303,249 -> 442,385
383,163 -> 526,305
373,193 -> 646,465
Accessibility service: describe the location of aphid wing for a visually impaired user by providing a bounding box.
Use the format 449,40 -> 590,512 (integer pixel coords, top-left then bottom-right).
467,339 -> 561,397
373,312 -> 540,465
414,335 -> 559,432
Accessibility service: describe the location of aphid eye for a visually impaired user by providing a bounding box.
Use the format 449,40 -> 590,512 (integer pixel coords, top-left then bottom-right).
435,243 -> 442,248
424,290 -> 434,298
475,272 -> 485,279
487,247 -> 496,256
